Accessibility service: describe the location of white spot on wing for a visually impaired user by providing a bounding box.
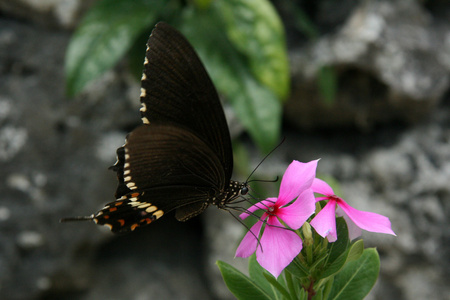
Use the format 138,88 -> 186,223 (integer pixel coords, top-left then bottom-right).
146,206 -> 157,213
153,210 -> 164,219
126,182 -> 136,189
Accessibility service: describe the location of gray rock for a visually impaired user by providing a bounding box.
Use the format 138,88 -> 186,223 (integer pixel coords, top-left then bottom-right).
0,0 -> 92,28
2,1 -> 450,300
0,18 -> 213,300
286,0 -> 450,130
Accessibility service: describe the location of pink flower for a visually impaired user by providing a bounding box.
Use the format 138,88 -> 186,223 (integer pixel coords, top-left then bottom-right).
310,178 -> 396,242
235,160 -> 318,278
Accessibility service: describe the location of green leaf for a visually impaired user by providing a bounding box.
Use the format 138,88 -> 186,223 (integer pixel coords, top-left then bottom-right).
317,65 -> 337,105
283,1 -> 319,39
181,8 -> 281,153
320,249 -> 349,279
328,248 -> 380,300
326,218 -> 350,263
346,240 -> 364,263
193,0 -> 212,10
248,255 -> 281,299
217,260 -> 272,300
215,0 -> 290,99
286,257 -> 309,279
65,0 -> 166,96
322,276 -> 334,300
284,270 -> 299,300
312,288 -> 323,300
317,218 -> 350,279
127,29 -> 153,81
262,273 -> 292,300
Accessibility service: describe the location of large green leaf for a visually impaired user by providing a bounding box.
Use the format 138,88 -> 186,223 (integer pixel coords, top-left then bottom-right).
217,260 -> 272,300
216,0 -> 290,100
181,8 -> 281,153
328,248 -> 380,300
65,0 -> 166,96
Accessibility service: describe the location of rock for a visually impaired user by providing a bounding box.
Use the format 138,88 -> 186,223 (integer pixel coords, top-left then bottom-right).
0,0 -> 92,28
2,1 -> 450,300
286,0 -> 450,130
0,18 -> 213,300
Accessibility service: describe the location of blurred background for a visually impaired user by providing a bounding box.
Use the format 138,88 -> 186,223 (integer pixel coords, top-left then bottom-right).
1,0 -> 449,299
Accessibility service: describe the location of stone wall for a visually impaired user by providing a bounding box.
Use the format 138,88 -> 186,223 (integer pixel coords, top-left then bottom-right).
0,1 -> 449,299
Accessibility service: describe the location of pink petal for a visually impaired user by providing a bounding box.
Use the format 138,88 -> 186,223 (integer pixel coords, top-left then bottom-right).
315,196 -> 329,203
310,200 -> 337,241
235,220 -> 264,258
336,206 -> 362,240
277,189 -> 315,229
239,199 -> 276,220
277,160 -> 318,207
255,217 -> 303,278
338,200 -> 396,236
311,178 -> 334,196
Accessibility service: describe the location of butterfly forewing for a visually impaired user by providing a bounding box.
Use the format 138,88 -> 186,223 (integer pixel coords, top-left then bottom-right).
140,22 -> 233,180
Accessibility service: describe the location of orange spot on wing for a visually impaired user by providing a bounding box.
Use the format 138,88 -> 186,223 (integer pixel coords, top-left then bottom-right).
118,219 -> 125,226
103,215 -> 110,219
109,207 -> 118,212
115,201 -> 123,206
131,193 -> 140,197
130,224 -> 139,231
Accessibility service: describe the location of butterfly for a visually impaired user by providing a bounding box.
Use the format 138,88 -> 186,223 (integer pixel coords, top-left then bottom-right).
61,22 -> 249,233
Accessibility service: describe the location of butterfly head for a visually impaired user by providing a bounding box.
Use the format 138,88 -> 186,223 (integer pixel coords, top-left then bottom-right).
214,180 -> 249,209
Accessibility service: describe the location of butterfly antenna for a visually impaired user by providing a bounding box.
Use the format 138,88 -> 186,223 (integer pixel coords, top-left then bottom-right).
60,215 -> 94,223
226,210 -> 263,252
245,137 -> 285,183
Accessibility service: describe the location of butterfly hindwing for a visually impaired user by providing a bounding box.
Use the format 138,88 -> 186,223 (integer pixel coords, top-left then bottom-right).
115,124 -> 226,194
94,184 -> 212,233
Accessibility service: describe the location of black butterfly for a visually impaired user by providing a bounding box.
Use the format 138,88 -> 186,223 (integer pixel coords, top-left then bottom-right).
61,22 -> 249,233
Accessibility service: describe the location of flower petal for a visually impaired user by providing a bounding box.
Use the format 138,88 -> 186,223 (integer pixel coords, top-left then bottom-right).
239,199 -> 276,220
310,200 -> 337,241
256,217 -> 303,278
338,200 -> 396,236
336,206 -> 362,240
311,178 -> 334,196
277,189 -> 315,229
277,160 -> 318,206
235,220 -> 263,258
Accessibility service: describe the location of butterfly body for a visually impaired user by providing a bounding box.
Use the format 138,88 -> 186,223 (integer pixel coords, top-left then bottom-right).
62,22 -> 248,233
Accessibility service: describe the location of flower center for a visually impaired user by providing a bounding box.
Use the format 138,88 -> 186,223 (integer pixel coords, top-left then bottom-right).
266,205 -> 278,216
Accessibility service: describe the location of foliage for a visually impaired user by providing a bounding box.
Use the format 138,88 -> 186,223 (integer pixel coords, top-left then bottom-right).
219,219 -> 380,300
65,0 -> 290,153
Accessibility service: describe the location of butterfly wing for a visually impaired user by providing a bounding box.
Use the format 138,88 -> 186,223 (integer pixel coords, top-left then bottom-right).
63,23 -> 240,232
100,124 -> 226,232
139,22 -> 233,180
